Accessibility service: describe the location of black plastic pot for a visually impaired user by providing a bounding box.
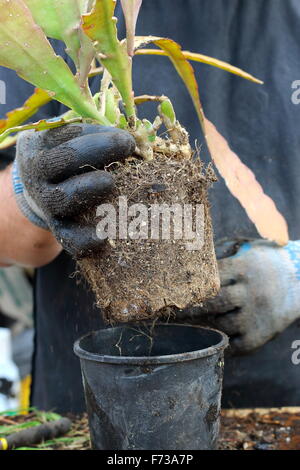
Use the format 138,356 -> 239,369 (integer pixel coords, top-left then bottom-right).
74,323 -> 228,450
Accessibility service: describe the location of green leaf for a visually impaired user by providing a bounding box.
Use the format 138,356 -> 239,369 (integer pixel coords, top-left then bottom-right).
105,88 -> 119,124
38,437 -> 82,447
24,0 -> 95,84
0,0 -> 105,122
82,0 -> 135,119
77,30 -> 96,87
118,114 -> 127,129
158,98 -> 176,127
23,0 -> 86,60
120,0 -> 142,56
0,68 -> 105,146
23,0 -> 86,40
34,411 -> 63,422
0,420 -> 41,436
0,117 -> 83,146
0,407 -> 36,416
15,447 -> 43,450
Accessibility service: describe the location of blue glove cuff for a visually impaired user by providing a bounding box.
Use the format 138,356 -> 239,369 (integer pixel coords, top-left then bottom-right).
283,241 -> 300,281
12,159 -> 49,231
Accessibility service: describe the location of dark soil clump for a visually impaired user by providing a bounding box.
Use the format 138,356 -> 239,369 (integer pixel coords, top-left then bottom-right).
78,152 -> 220,323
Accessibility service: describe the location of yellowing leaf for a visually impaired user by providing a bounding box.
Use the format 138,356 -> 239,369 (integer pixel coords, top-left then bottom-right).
135,49 -> 263,84
0,135 -> 18,149
0,117 -> 83,146
134,36 -> 288,245
0,88 -> 52,134
134,36 -> 206,132
204,118 -> 289,245
134,94 -> 165,105
89,66 -> 104,77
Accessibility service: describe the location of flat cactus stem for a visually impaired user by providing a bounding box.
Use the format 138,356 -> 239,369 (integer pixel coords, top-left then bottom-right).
82,0 -> 136,119
0,0 -> 105,123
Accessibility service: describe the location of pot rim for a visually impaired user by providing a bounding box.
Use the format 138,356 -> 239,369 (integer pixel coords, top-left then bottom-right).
73,323 -> 229,365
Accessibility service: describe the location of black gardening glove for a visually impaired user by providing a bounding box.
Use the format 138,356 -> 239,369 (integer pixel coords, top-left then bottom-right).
13,124 -> 135,257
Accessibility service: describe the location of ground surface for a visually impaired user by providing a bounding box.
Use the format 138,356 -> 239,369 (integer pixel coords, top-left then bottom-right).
1,408 -> 299,450
219,408 -> 300,450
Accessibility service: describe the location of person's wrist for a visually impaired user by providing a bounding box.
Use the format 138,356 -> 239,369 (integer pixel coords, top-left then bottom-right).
1,165 -> 62,267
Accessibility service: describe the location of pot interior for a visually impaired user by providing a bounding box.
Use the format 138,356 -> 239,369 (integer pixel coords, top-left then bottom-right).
77,324 -> 225,361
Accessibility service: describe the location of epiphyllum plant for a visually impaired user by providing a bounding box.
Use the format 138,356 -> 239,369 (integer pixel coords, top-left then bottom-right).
0,0 -> 289,321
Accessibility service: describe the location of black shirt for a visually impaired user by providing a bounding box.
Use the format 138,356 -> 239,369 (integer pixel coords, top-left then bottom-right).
1,0 -> 299,411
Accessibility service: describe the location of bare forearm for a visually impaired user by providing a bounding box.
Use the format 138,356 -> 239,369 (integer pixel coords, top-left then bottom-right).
0,165 -> 62,267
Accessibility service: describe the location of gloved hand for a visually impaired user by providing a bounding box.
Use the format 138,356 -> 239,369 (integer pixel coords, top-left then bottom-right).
178,239 -> 300,355
13,124 -> 135,257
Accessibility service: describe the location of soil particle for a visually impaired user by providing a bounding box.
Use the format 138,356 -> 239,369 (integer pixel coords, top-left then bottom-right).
219,409 -> 300,450
205,404 -> 219,429
168,397 -> 177,410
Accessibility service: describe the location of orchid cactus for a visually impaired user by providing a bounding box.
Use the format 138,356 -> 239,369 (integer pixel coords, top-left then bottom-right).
0,0 -> 289,245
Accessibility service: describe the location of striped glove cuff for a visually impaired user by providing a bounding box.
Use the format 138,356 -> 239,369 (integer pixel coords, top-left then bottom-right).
12,159 -> 49,231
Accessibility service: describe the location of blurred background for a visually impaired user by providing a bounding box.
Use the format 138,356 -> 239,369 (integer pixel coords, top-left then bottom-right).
0,266 -> 33,413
